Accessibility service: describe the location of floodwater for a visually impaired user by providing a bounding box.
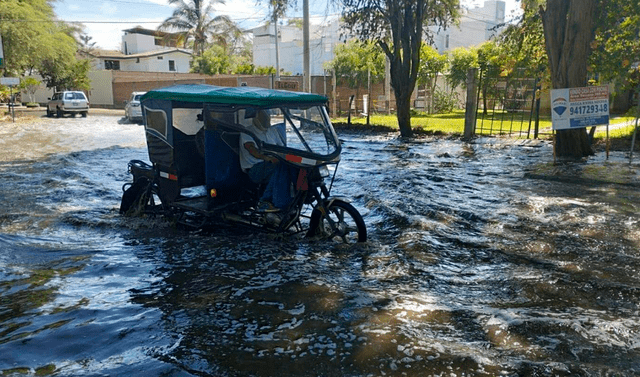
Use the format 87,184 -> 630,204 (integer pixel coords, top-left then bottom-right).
1,115 -> 640,376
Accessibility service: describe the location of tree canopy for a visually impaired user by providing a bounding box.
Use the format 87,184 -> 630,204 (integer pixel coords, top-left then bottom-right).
158,0 -> 233,56
191,45 -> 231,74
417,44 -> 449,113
326,40 -> 385,90
590,0 -> 640,90
0,0 -> 77,77
0,0 -> 90,91
340,0 -> 460,137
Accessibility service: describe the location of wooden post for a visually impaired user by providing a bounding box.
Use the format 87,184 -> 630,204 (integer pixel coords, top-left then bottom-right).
464,68 -> 478,139
332,70 -> 337,117
366,68 -> 371,126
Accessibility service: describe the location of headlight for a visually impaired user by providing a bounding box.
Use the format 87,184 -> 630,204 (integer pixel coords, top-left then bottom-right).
318,165 -> 330,178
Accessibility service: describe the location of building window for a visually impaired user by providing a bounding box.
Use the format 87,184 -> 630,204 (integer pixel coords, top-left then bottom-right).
157,56 -> 163,60
445,35 -> 450,49
136,58 -> 140,63
169,60 -> 176,71
105,60 -> 120,70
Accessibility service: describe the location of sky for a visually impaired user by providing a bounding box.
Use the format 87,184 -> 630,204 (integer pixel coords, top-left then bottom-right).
52,0 -> 523,51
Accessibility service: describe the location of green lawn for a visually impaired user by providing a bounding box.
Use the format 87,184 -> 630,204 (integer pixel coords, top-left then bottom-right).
333,110 -> 638,141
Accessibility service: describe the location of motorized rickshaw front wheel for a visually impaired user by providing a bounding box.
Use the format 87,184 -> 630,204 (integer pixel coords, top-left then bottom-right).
307,199 -> 366,244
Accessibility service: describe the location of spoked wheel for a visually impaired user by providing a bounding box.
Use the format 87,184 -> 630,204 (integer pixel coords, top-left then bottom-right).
307,199 -> 366,244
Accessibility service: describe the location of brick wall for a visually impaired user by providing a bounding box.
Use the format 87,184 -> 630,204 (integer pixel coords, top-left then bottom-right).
103,71 -> 400,114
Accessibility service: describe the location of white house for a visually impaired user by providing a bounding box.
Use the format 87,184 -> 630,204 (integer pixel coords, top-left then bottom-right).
430,1 -> 506,52
90,26 -> 193,73
90,48 -> 193,73
251,19 -> 342,76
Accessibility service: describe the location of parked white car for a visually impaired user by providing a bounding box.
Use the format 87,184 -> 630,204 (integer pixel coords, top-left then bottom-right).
124,92 -> 146,123
47,91 -> 89,118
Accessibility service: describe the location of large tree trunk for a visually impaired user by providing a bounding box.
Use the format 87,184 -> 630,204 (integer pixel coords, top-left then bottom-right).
390,56 -> 415,138
377,0 -> 425,138
395,86 -> 412,137
541,0 -> 597,159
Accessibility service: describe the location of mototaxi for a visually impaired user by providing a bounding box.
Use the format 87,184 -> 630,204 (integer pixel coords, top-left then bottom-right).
119,84 -> 366,244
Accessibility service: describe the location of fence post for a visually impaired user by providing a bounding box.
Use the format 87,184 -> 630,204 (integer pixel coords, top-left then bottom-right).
534,84 -> 541,139
332,70 -> 337,117
464,68 -> 478,139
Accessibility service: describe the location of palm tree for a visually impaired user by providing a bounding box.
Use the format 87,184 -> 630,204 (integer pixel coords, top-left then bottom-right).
158,0 -> 232,56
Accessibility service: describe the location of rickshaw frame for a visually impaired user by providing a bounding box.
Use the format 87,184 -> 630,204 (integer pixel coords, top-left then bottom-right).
120,84 -> 366,243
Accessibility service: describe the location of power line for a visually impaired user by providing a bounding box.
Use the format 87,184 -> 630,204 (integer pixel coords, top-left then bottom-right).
0,18 -> 163,24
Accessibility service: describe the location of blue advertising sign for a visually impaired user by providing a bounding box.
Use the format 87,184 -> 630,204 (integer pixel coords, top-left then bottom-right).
551,86 -> 610,130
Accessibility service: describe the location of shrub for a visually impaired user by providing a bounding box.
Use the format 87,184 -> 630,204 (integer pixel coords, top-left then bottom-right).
432,90 -> 459,114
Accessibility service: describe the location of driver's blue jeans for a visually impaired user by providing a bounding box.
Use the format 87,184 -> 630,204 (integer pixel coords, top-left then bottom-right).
247,162 -> 294,209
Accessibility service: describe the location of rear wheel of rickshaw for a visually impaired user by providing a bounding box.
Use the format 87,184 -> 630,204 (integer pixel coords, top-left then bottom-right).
120,177 -> 161,216
308,199 -> 366,244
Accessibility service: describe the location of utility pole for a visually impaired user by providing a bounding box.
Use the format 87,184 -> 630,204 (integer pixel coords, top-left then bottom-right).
274,16 -> 280,81
303,0 -> 310,92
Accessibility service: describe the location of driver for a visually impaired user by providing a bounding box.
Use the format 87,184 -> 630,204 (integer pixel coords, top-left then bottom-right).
239,109 -> 292,212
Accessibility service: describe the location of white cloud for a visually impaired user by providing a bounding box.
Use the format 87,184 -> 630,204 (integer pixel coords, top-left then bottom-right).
99,3 -> 118,15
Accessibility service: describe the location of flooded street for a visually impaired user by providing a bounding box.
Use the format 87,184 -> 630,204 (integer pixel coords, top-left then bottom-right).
1,115 -> 640,376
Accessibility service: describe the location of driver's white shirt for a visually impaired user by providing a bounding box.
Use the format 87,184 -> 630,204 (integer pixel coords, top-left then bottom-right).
239,126 -> 284,172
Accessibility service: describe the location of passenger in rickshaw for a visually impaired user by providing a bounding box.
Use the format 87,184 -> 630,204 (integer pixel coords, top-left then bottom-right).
239,109 -> 294,212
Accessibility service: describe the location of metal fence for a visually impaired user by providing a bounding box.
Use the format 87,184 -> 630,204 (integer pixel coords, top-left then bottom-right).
475,68 -> 542,138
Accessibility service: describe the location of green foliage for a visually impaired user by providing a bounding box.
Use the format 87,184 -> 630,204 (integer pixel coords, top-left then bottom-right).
0,86 -> 10,103
190,45 -> 231,74
325,40 -> 385,90
339,0 -> 460,137
0,0 -> 78,77
447,47 -> 478,90
234,63 -> 256,75
40,59 -> 92,91
497,0 -> 547,78
255,66 -> 276,75
287,18 -> 303,28
19,77 -> 42,103
500,0 -> 640,94
417,45 -> 448,88
477,41 -> 505,79
0,0 -> 90,91
590,1 -> 640,90
159,0 -> 234,56
432,89 -> 459,113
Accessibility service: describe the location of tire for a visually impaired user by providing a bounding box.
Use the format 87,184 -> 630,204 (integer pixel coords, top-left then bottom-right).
46,108 -> 53,117
81,112 -> 87,118
56,108 -> 63,118
120,177 -> 157,216
307,199 -> 367,243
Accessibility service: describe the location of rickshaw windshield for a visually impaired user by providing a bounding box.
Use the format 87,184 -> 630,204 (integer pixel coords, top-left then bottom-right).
279,105 -> 338,156
205,103 -> 340,159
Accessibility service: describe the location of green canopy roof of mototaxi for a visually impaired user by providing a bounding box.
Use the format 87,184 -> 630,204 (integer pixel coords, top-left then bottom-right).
140,84 -> 328,107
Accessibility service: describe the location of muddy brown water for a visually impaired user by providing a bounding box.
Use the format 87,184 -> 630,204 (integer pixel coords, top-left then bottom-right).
1,115 -> 639,376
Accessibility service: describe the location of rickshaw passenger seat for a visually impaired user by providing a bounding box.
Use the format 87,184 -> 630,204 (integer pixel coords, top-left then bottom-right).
204,128 -> 253,202
220,132 -> 241,155
173,129 -> 206,188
